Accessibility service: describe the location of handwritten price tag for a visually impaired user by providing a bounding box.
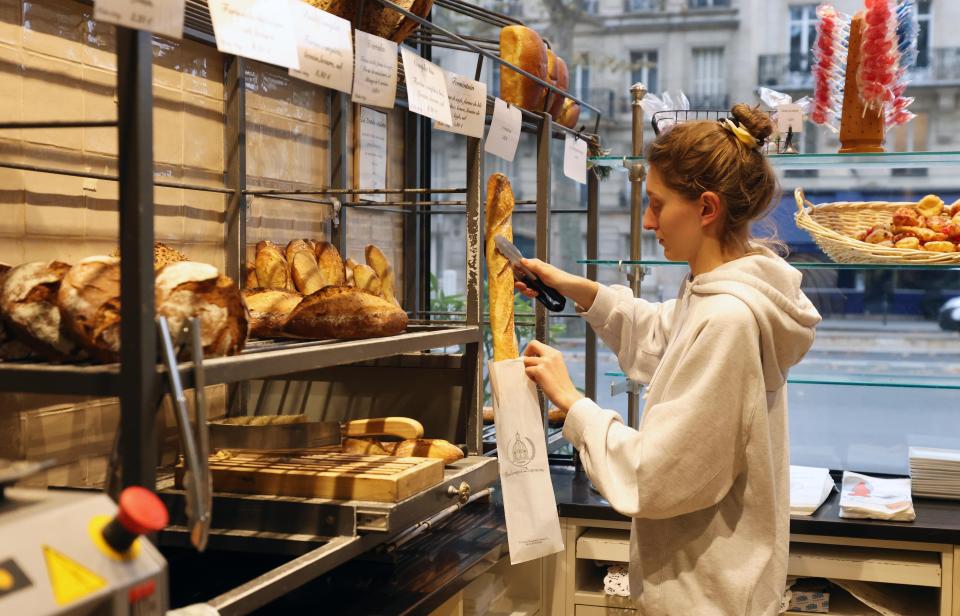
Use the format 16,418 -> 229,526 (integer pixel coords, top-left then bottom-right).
400,46 -> 452,125
288,0 -> 353,94
358,107 -> 388,203
208,0 -> 300,70
352,31 -> 398,109
94,0 -> 185,39
563,134 -> 587,185
484,98 -> 522,162
434,72 -> 487,139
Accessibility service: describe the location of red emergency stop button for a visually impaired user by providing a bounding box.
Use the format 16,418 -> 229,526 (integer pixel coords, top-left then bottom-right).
102,487 -> 169,554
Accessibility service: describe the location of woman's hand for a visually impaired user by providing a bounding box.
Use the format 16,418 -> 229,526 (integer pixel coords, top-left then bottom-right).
522,340 -> 584,413
514,259 -> 600,311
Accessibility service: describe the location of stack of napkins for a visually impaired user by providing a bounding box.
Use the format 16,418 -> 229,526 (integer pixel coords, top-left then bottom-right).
839,471 -> 915,522
790,466 -> 835,516
909,447 -> 960,499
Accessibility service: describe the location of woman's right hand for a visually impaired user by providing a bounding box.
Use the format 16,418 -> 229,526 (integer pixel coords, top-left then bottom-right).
514,258 -> 599,311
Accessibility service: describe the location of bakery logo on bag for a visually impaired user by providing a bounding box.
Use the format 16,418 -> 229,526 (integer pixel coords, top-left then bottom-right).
509,432 -> 536,468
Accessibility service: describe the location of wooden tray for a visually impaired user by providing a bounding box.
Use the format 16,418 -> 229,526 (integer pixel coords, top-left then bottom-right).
179,452 -> 445,503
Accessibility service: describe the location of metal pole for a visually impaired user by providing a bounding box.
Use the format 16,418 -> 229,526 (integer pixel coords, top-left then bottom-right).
464,133 -> 483,455
117,27 -> 159,490
403,103 -> 422,313
627,82 -> 648,431
536,112 -> 552,428
330,92 -> 350,252
585,172 -> 598,403
224,55 -> 246,417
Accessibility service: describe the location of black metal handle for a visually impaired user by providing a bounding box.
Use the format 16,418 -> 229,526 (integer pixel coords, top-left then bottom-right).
521,275 -> 566,312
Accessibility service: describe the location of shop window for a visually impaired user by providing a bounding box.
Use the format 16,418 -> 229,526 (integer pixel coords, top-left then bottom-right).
630,50 -> 658,95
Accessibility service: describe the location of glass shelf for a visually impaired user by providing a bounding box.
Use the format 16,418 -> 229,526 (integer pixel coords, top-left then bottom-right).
604,371 -> 960,391
579,259 -> 960,271
588,150 -> 960,171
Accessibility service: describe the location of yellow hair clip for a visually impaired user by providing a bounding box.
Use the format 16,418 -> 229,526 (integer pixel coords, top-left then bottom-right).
721,118 -> 760,150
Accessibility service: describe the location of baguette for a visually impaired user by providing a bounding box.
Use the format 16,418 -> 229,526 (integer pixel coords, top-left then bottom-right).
499,25 -> 548,111
284,285 -> 407,340
352,263 -> 382,296
315,241 -> 347,288
393,439 -> 464,464
365,244 -> 399,306
255,241 -> 290,290
57,256 -> 122,363
242,288 -> 303,338
286,239 -> 324,295
0,261 -> 81,361
484,173 -> 518,361
341,437 -> 389,456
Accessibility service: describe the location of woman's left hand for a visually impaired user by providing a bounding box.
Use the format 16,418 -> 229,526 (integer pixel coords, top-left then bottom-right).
523,340 -> 584,413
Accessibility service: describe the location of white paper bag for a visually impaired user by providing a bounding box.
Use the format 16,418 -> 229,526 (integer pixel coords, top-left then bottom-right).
489,358 -> 564,564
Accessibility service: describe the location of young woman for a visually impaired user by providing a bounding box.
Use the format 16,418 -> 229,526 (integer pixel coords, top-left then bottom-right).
517,104 -> 821,615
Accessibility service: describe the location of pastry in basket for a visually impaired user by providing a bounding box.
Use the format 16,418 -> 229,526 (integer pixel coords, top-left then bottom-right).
922,241 -> 957,253
950,200 -> 960,218
891,206 -> 922,228
925,215 -> 950,234
894,237 -> 920,250
892,226 -> 947,243
945,222 -> 960,242
857,223 -> 893,244
916,194 -> 944,218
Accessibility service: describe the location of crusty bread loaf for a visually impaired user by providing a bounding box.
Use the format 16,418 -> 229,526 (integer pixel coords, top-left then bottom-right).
155,262 -> 248,357
0,261 -> 81,361
286,239 -> 324,295
0,263 -> 33,361
305,0 -> 432,42
344,258 -> 358,287
111,241 -> 187,270
390,0 -> 434,43
341,437 -> 389,456
315,241 -> 346,288
255,241 -> 291,290
284,285 -> 407,340
499,25 -> 548,111
365,244 -> 399,307
57,256 -> 122,363
393,439 -> 464,464
557,98 -> 581,129
485,173 -> 518,362
547,53 -> 569,119
244,260 -> 259,289
242,288 -> 303,338
352,263 -> 382,296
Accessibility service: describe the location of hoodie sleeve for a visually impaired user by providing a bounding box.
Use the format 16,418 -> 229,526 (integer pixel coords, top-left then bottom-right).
562,308 -> 764,520
578,283 -> 678,383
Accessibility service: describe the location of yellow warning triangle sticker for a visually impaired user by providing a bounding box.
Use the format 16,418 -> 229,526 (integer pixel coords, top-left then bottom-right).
42,545 -> 106,606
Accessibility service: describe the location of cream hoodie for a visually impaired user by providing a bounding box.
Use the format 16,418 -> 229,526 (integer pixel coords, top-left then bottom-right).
563,248 -> 821,616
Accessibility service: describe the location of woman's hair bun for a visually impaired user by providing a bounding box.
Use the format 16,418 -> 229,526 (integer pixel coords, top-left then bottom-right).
730,103 -> 774,143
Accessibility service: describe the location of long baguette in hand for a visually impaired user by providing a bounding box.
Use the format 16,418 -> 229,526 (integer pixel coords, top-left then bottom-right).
484,173 -> 518,361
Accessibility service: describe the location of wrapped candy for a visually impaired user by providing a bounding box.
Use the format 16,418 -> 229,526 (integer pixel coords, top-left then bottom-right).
811,4 -> 850,132
858,0 -> 899,108
884,0 -> 918,127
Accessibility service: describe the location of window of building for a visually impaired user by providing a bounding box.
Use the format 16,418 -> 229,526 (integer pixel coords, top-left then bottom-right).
581,0 -> 599,14
789,4 -> 818,73
630,50 -> 658,94
626,0 -> 660,11
691,47 -> 726,108
689,0 -> 730,7
916,0 -> 931,68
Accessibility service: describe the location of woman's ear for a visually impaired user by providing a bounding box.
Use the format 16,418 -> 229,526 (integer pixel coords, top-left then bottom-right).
700,191 -> 722,228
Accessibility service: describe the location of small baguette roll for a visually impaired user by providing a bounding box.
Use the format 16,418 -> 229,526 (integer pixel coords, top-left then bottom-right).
242,288 -> 303,338
341,437 -> 389,456
352,263 -> 382,296
365,244 -> 399,307
1,261 -> 81,361
57,256 -> 122,363
393,439 -> 464,464
315,241 -> 347,288
499,25 -> 548,111
284,286 -> 408,340
255,241 -> 290,290
484,173 -> 518,361
557,98 -> 581,129
287,239 -> 324,295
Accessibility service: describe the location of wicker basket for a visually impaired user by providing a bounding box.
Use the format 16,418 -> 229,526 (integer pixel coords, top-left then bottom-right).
793,187 -> 960,264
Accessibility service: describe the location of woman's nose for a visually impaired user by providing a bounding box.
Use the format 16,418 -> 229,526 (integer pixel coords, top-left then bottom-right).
642,207 -> 657,231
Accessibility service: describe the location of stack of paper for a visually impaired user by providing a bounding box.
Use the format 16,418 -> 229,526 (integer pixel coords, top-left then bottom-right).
909,447 -> 960,500
790,466 -> 835,516
839,471 -> 916,522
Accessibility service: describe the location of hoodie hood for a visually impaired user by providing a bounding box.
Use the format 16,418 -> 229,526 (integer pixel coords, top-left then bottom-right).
690,247 -> 822,391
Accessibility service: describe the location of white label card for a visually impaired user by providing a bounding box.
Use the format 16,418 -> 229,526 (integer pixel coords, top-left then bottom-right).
777,103 -> 804,134
288,0 -> 353,94
400,47 -> 452,125
563,134 -> 587,185
352,31 -> 398,109
358,107 -> 388,203
484,98 -> 522,162
434,72 -> 487,139
94,0 -> 186,39
208,0 -> 300,70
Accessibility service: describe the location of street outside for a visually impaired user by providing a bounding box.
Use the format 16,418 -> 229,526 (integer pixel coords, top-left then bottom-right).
557,318 -> 960,476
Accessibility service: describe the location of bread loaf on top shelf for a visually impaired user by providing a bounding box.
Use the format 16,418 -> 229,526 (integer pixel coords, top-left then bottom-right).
284,285 -> 407,340
484,173 -> 518,361
499,25 -> 549,111
57,256 -> 122,363
0,263 -> 33,361
255,241 -> 291,291
0,261 -> 82,362
365,244 -> 399,307
546,51 -> 569,119
314,241 -> 347,288
557,98 -> 581,129
286,239 -> 324,295
305,0 -> 433,42
242,288 -> 303,338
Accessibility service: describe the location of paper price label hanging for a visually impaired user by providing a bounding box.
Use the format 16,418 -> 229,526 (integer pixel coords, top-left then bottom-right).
563,133 -> 587,185
94,0 -> 186,39
434,72 -> 487,139
352,31 -> 398,109
484,98 -> 522,162
208,0 -> 300,70
358,107 -> 389,203
400,47 -> 452,125
288,0 -> 353,94
777,103 -> 804,134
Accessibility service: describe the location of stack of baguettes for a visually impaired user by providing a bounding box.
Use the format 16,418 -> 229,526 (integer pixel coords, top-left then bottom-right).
0,243 -> 248,364
243,241 -> 407,340
499,25 -> 580,128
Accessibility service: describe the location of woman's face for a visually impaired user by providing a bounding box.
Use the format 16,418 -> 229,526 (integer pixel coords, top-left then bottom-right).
643,165 -> 706,262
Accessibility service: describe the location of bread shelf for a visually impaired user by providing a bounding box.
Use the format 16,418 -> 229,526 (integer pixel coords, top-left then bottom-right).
0,324 -> 479,397
788,543 -> 942,587
576,528 -> 630,563
588,150 -> 960,171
